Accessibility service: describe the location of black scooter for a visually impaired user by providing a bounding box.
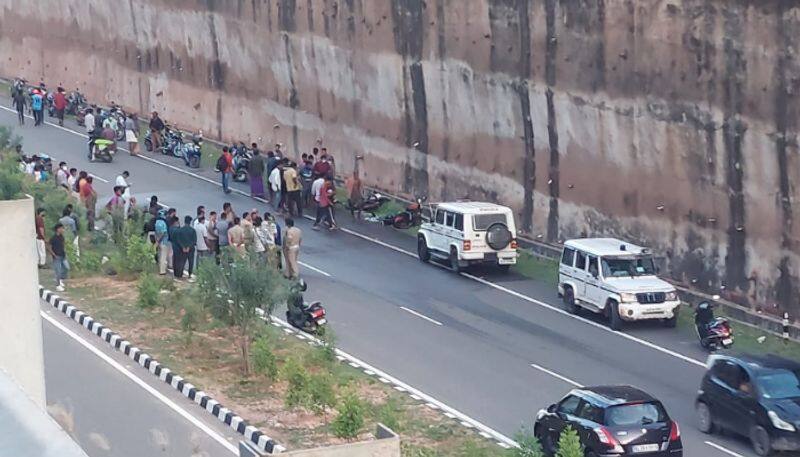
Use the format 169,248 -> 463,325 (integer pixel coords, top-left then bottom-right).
286,280 -> 327,333
349,191 -> 389,216
382,197 -> 425,229
695,296 -> 734,351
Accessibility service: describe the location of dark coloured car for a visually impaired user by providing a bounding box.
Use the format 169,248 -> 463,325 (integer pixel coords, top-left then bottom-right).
696,354 -> 800,456
535,385 -> 682,456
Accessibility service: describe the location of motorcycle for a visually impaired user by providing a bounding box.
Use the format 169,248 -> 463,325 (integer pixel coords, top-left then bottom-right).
695,296 -> 734,351
349,191 -> 390,216
285,280 -> 327,333
66,90 -> 86,115
111,110 -> 127,142
232,144 -> 252,182
87,137 -> 116,163
382,197 -> 425,229
181,133 -> 203,168
144,129 -> 156,152
160,126 -> 184,158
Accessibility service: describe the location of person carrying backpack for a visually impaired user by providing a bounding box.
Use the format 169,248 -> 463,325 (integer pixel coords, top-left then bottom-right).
217,147 -> 234,194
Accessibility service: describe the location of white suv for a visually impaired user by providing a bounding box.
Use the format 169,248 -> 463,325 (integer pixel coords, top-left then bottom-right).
417,202 -> 518,272
557,238 -> 681,330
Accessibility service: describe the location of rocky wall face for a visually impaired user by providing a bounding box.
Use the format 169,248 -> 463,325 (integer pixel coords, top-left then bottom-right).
1,0 -> 798,313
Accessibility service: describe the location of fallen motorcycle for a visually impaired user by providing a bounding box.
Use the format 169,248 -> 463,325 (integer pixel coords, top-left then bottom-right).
382,197 -> 425,229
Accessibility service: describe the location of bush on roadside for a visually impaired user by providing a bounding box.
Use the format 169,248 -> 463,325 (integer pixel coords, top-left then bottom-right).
332,391 -> 365,439
251,335 -> 278,380
180,300 -> 204,336
315,326 -> 337,366
283,357 -> 311,408
122,232 -> 155,274
0,158 -> 23,200
137,273 -> 161,309
512,427 -> 544,457
555,426 -> 583,457
306,373 -> 336,415
376,396 -> 403,432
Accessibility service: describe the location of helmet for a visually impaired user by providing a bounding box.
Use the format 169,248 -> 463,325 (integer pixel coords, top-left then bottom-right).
294,278 -> 307,292
157,209 -> 167,219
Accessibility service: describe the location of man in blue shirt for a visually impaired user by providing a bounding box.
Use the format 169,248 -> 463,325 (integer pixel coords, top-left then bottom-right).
155,210 -> 171,275
31,90 -> 44,126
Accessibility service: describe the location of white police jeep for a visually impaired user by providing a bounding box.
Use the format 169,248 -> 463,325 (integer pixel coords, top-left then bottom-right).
417,202 -> 518,273
557,238 -> 681,330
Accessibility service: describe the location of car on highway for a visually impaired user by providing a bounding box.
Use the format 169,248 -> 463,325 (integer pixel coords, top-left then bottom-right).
696,354 -> 800,456
557,238 -> 681,330
535,385 -> 683,456
417,201 -> 518,272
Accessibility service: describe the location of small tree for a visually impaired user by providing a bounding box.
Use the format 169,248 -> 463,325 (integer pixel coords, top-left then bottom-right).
555,426 -> 583,457
512,427 -> 544,457
196,251 -> 290,375
332,392 -> 365,439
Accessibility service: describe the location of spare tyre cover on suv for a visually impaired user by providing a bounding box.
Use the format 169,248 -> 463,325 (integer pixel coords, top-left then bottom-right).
486,222 -> 512,250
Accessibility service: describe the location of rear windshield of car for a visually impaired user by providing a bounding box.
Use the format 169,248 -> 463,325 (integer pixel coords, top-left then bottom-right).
473,213 -> 508,231
757,369 -> 800,400
605,402 -> 668,426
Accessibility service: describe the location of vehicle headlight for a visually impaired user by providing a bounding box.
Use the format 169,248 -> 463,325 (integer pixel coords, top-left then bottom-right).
619,293 -> 637,303
768,410 -> 796,432
665,291 -> 678,301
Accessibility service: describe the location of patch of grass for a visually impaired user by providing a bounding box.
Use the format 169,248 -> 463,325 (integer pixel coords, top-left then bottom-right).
513,251 -> 559,284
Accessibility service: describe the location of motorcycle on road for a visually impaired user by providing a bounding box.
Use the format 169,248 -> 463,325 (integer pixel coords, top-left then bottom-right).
286,280 -> 327,333
382,197 -> 425,229
695,296 -> 734,351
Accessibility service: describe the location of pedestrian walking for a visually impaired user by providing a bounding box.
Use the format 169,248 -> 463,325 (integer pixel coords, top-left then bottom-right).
12,86 -> 26,125
282,218 -> 302,279
53,87 -> 67,126
31,89 -> 44,126
48,223 -> 69,292
125,114 -> 139,156
35,208 -> 47,267
155,210 -> 171,275
218,147 -> 234,194
59,206 -> 80,257
248,147 -> 266,198
149,111 -> 164,151
284,161 -> 303,217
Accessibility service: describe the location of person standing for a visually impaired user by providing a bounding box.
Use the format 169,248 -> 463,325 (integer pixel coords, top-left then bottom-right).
12,87 -> 26,126
282,218 -> 302,279
219,147 -> 234,194
316,179 -> 337,231
124,114 -> 139,156
346,157 -> 364,218
53,87 -> 67,126
265,151 -> 278,201
206,211 -> 219,261
247,148 -> 266,198
173,216 -> 197,281
149,111 -> 164,151
48,223 -> 69,291
284,161 -> 303,217
227,217 -> 245,256
193,212 -> 211,261
59,206 -> 80,256
269,161 -> 283,212
155,210 -> 171,275
241,212 -> 255,250
115,171 -> 131,216
31,89 -> 43,126
55,162 -> 69,189
35,208 -> 47,268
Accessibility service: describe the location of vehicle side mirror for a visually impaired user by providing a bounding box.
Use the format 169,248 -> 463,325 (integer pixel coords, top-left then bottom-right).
547,404 -> 557,414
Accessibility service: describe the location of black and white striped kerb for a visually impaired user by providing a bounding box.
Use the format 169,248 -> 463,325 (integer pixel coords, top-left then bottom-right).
783,312 -> 790,342
39,286 -> 285,454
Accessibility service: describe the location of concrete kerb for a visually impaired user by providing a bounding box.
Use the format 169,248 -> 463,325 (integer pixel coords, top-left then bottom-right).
37,286 -> 286,454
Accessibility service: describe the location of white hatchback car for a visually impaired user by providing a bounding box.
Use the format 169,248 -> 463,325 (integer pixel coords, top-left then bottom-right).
417,202 -> 518,272
557,238 -> 681,330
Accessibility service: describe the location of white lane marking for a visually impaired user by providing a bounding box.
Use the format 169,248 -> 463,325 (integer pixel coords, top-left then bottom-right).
298,261 -> 331,277
400,306 -> 443,326
268,316 -> 517,448
530,363 -> 583,387
90,173 -> 109,183
40,311 -> 238,455
705,441 -> 746,457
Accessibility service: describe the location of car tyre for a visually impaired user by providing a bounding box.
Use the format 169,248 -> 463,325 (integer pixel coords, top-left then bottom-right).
417,237 -> 430,263
449,248 -> 462,273
563,287 -> 579,314
696,401 -> 715,434
750,425 -> 772,456
609,301 -> 623,331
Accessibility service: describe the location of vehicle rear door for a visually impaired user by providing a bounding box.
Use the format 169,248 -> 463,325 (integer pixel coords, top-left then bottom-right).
428,209 -> 446,252
585,255 -> 605,307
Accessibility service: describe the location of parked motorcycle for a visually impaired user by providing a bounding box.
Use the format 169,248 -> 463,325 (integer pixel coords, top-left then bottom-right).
695,296 -> 734,351
66,90 -> 86,115
143,129 -> 156,152
87,137 -> 116,163
285,280 -> 327,333
382,197 -> 425,229
232,144 -> 252,182
160,126 -> 184,158
181,133 -> 203,168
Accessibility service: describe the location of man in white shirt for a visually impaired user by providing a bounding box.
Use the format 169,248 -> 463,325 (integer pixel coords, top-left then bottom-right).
115,171 -> 131,215
311,175 -> 325,204
193,213 -> 211,259
55,162 -> 69,188
84,109 -> 95,135
66,168 -> 78,195
269,164 -> 283,211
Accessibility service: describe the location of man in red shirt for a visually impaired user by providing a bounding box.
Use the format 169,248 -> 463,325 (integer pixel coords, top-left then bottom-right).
53,87 -> 68,126
35,208 -> 47,267
219,146 -> 234,194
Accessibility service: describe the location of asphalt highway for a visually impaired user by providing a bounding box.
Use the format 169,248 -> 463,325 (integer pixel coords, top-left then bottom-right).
4,104 -> 759,457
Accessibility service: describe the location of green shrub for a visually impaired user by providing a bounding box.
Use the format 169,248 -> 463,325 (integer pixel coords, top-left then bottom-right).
0,158 -> 23,200
376,397 -> 403,432
512,427 -> 544,457
283,358 -> 310,408
123,233 -> 155,274
137,274 -> 161,309
332,392 -> 365,439
315,326 -> 337,365
306,374 -> 336,415
555,427 -> 583,457
180,300 -> 204,335
251,336 -> 278,380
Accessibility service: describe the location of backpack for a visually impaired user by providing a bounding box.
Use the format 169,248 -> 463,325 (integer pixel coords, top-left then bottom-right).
216,154 -> 228,171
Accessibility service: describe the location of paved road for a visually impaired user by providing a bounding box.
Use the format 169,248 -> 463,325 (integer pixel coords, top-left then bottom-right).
5,104 -> 760,456
41,300 -> 240,457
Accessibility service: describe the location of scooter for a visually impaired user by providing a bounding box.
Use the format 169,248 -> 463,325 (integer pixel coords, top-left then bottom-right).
232,145 -> 252,182
66,90 -> 86,115
87,137 -> 116,163
695,296 -> 734,351
349,191 -> 390,216
285,280 -> 327,333
161,126 -> 184,158
182,133 -> 203,168
382,197 -> 425,229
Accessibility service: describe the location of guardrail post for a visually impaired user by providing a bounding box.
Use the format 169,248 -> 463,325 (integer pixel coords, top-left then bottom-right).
783,312 -> 790,344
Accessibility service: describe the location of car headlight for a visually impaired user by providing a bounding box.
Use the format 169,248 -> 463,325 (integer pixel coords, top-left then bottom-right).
768,410 -> 796,432
665,291 -> 678,301
619,293 -> 637,303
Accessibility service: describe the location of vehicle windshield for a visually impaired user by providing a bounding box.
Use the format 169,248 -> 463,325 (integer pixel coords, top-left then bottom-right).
757,369 -> 800,400
601,256 -> 657,277
605,402 -> 667,426
473,213 -> 507,231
